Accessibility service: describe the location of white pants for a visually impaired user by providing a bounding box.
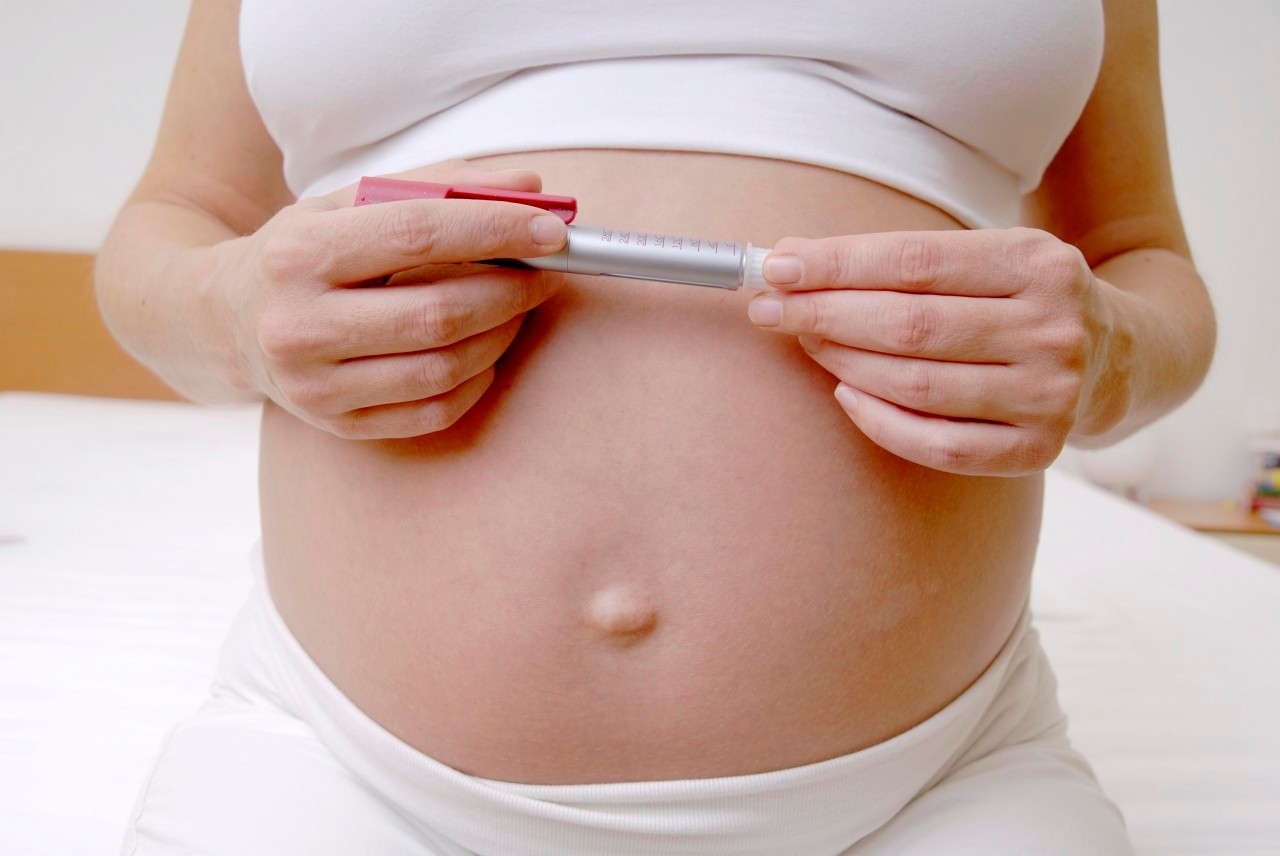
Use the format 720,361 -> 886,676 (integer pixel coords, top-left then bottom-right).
122,575 -> 1132,855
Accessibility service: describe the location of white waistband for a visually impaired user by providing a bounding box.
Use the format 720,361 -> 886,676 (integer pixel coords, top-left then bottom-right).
224,547 -> 1040,854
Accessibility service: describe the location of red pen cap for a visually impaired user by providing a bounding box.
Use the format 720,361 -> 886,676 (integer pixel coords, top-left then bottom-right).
353,176 -> 577,224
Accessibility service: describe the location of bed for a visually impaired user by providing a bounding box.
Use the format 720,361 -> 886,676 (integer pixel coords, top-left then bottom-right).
2,252 -> 1278,854
2,390 -> 1277,855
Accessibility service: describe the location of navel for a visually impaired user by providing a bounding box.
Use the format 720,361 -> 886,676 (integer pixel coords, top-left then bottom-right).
584,585 -> 659,640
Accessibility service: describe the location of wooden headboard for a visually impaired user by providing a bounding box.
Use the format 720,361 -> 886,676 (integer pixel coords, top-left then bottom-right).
0,250 -> 181,400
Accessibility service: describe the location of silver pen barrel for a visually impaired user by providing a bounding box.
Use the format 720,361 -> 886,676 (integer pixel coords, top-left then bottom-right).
510,226 -> 770,291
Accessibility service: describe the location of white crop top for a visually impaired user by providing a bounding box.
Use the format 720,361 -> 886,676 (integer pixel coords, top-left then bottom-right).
239,1 -> 1104,228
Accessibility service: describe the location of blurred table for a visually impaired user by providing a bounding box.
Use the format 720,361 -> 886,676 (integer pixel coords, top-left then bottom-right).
1147,498 -> 1280,567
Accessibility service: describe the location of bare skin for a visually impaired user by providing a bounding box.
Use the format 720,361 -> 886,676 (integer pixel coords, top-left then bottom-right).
97,0 -> 1211,786
261,150 -> 1042,783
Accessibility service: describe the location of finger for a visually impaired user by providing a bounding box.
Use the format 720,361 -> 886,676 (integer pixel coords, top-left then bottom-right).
802,341 -> 1034,423
328,366 -> 497,440
750,290 -> 1035,362
282,197 -> 568,286
383,261 -> 493,286
832,384 -> 1052,476
321,268 -> 557,358
331,315 -> 524,411
763,229 -> 1048,297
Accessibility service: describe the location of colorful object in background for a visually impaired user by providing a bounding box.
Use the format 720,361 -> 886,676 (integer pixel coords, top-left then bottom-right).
1246,432 -> 1280,528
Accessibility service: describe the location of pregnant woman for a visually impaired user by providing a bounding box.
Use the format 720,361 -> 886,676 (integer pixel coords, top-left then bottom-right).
98,0 -> 1213,853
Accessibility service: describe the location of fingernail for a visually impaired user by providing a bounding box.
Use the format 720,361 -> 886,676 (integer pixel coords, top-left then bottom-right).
798,335 -> 820,354
748,295 -> 783,327
835,383 -> 858,411
530,214 -> 567,246
763,255 -> 803,285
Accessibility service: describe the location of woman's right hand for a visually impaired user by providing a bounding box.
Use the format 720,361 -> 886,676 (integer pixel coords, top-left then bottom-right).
223,162 -> 568,439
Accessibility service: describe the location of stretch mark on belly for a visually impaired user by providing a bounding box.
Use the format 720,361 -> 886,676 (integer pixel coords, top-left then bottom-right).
584,585 -> 658,643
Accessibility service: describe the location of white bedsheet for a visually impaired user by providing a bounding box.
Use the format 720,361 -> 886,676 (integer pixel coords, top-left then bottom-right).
1,391 -> 1276,855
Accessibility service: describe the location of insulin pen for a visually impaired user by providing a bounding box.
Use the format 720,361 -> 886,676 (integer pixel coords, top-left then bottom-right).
353,176 -> 774,292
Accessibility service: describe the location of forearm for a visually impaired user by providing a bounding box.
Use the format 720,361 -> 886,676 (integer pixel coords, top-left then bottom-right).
95,197 -> 262,405
1070,247 -> 1215,448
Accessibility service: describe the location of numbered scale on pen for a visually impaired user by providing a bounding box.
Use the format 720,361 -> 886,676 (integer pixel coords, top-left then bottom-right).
517,226 -> 772,291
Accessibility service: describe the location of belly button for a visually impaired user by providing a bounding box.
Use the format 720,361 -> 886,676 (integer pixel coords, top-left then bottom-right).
584,586 -> 659,641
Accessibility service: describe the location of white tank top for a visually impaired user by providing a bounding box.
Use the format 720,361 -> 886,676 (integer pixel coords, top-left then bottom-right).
240,0 -> 1104,228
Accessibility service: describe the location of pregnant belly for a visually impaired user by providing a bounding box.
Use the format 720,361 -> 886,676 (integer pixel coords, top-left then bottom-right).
260,150 -> 1043,784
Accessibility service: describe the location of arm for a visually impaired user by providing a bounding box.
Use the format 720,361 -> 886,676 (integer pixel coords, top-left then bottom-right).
1023,0 -> 1215,449
96,0 -> 292,403
96,0 -> 568,437
745,0 -> 1214,476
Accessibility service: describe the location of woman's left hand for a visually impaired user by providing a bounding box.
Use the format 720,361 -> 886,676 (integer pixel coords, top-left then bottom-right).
747,228 -> 1129,477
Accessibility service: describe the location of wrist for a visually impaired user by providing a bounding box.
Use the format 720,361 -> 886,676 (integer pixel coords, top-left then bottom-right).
1069,277 -> 1137,446
171,239 -> 265,404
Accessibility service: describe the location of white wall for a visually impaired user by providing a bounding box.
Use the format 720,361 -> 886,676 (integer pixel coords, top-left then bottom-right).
2,1 -> 1276,500
0,1 -> 188,250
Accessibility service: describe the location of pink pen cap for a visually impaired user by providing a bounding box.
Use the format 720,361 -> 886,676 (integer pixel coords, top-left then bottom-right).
352,176 -> 771,291
353,176 -> 578,223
